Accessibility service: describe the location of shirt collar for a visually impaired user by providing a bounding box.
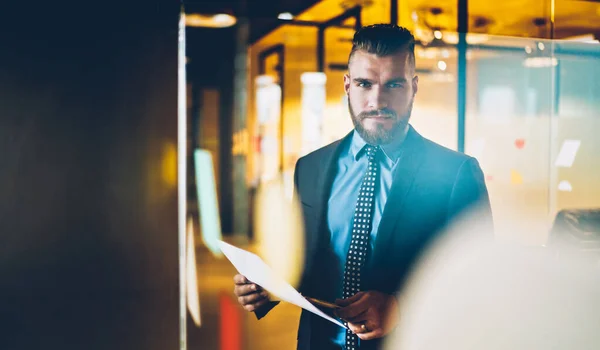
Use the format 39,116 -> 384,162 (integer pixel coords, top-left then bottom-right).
349,125 -> 408,165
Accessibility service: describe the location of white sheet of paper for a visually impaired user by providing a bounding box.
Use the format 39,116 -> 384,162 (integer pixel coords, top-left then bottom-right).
217,240 -> 346,329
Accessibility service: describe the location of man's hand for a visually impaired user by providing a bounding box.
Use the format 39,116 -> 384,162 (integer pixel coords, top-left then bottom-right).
233,274 -> 270,312
334,291 -> 399,341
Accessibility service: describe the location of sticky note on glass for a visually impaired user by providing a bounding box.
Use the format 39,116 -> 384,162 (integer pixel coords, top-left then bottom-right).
510,169 -> 523,185
555,140 -> 581,168
558,180 -> 573,192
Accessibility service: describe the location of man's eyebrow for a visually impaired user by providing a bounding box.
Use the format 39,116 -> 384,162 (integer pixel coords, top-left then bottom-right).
385,77 -> 408,84
351,77 -> 408,84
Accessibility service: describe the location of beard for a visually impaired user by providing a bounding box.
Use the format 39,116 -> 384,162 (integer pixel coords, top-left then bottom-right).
348,98 -> 414,146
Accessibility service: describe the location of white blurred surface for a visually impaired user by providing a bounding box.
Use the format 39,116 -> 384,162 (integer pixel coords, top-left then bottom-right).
385,213 -> 600,350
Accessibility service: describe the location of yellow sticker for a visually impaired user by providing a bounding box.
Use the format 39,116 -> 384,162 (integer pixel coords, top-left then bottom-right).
510,170 -> 523,185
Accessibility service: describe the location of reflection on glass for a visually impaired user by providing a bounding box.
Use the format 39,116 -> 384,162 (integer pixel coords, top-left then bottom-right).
255,75 -> 282,183
300,72 -> 327,156
187,217 -> 201,327
465,37 -> 600,244
194,149 -> 223,256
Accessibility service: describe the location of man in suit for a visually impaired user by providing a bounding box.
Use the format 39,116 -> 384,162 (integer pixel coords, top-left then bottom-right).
233,24 -> 493,350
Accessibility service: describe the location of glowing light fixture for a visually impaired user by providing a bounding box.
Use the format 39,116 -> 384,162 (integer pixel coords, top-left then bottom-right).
278,12 -> 294,20
437,60 -> 447,71
256,75 -> 276,86
300,72 -> 327,156
434,30 -> 443,40
213,13 -> 233,25
185,13 -> 237,28
301,72 -> 327,85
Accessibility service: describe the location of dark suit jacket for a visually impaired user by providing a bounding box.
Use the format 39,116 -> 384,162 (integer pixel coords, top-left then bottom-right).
257,126 -> 493,350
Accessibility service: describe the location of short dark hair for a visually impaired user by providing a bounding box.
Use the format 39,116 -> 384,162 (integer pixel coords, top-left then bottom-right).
348,24 -> 416,67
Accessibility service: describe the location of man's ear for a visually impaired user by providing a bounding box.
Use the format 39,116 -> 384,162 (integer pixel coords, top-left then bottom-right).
344,73 -> 351,94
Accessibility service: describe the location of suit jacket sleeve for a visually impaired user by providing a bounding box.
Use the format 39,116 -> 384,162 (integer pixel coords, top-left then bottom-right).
447,158 -> 494,235
253,159 -> 305,320
254,300 -> 280,320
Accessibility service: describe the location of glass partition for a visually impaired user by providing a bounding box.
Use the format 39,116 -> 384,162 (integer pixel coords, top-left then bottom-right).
465,37 -> 556,244
462,37 -> 600,244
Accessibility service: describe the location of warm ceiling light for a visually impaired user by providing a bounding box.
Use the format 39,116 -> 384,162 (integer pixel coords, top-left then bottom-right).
437,60 -> 447,71
301,72 -> 327,85
256,75 -> 277,86
411,11 -> 419,22
434,30 -> 443,40
185,13 -> 237,28
278,12 -> 294,20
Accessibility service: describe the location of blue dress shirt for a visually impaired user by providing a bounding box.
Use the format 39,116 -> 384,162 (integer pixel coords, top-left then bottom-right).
324,130 -> 405,348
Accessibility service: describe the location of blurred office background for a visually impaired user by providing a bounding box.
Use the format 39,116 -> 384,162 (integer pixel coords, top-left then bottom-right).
1,0 -> 598,349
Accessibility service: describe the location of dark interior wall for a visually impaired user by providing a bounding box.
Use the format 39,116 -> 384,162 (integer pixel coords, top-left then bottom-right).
0,3 -> 180,349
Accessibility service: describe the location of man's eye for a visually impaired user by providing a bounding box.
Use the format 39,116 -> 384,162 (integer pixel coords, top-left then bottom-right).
357,82 -> 371,88
387,83 -> 403,88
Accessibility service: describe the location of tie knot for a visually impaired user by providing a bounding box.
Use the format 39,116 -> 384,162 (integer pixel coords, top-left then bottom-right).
365,145 -> 380,160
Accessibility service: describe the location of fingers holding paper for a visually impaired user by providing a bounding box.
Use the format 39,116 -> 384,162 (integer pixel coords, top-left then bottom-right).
233,274 -> 271,312
334,291 -> 400,341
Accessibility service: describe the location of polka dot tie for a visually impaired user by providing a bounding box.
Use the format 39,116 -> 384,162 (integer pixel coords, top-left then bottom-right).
342,145 -> 380,350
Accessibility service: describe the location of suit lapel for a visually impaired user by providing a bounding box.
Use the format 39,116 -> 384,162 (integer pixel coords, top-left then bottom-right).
373,127 -> 426,259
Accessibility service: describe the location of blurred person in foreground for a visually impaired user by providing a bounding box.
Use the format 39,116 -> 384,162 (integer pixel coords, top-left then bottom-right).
233,24 -> 493,350
384,219 -> 600,350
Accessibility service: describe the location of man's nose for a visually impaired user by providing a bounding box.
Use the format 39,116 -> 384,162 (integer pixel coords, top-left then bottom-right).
367,87 -> 389,109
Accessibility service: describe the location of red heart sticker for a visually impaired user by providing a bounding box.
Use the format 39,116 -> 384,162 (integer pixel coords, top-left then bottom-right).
515,139 -> 525,149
